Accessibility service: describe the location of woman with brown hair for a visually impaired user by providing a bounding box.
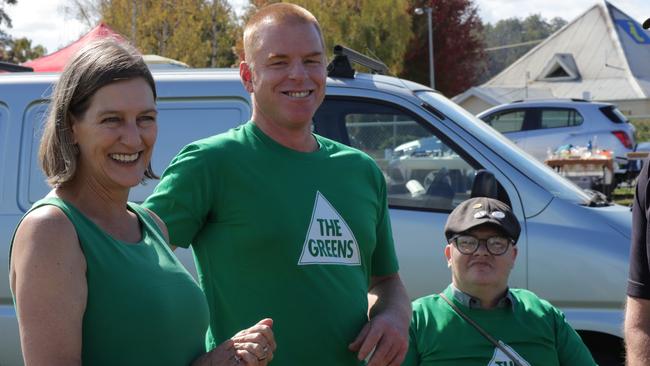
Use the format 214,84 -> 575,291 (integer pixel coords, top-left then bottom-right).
9,39 -> 274,366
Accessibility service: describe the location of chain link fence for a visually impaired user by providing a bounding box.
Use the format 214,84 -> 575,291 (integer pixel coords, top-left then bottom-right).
346,117 -> 429,169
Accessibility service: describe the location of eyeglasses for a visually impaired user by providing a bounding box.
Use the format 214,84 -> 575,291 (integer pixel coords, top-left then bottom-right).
451,235 -> 513,256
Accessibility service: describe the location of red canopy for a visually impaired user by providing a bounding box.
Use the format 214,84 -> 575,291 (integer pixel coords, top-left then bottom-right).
22,23 -> 127,72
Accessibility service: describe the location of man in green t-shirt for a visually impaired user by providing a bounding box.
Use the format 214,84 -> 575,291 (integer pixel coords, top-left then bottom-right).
144,3 -> 410,366
403,197 -> 596,366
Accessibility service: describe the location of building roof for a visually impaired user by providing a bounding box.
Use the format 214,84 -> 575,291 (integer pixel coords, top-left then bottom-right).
454,1 -> 650,105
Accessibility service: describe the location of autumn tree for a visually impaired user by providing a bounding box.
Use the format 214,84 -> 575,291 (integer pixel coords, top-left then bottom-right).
66,0 -> 240,68
480,15 -> 567,83
242,0 -> 412,75
400,0 -> 484,97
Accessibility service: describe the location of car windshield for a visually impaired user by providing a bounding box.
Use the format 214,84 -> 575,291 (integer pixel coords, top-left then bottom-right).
414,91 -> 593,205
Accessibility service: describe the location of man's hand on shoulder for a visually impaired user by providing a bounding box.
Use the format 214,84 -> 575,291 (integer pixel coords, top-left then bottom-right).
349,273 -> 410,366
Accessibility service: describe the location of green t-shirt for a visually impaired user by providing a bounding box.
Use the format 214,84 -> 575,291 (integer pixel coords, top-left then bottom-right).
10,198 -> 209,366
403,285 -> 597,366
144,121 -> 399,365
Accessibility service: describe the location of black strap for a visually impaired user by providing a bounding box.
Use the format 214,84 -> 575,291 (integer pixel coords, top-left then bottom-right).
439,293 -> 528,366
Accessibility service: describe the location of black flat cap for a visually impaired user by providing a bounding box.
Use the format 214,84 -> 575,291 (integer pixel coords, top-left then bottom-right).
444,197 -> 521,243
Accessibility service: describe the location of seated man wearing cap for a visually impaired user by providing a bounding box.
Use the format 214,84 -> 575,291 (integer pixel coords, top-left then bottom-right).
402,197 -> 596,366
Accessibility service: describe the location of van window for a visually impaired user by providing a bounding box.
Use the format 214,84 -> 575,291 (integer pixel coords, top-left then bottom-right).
0,104 -> 6,143
128,99 -> 249,202
540,108 -> 583,129
314,98 -> 477,212
26,103 -> 49,205
486,110 -> 526,133
0,104 -> 7,192
24,99 -> 249,206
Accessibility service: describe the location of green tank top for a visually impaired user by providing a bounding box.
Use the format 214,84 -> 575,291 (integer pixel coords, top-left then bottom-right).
11,197 -> 210,365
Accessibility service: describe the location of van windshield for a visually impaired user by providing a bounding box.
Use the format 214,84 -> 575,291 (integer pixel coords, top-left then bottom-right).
415,91 -> 593,205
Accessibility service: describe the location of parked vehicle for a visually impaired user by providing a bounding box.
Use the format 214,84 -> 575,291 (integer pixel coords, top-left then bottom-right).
0,49 -> 629,365
477,99 -> 636,183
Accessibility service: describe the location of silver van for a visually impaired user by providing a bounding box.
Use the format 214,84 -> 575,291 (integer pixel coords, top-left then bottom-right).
0,52 -> 630,365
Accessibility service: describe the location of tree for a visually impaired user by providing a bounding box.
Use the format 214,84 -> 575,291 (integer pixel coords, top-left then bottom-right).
0,0 -> 17,46
0,0 -> 16,29
2,37 -> 46,63
0,1 -> 48,63
400,0 -> 485,98
480,15 -> 567,83
65,0 -> 240,68
62,0 -> 103,29
241,0 -> 413,75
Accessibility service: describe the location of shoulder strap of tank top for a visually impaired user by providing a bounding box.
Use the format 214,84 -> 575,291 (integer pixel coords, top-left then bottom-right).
127,203 -> 167,243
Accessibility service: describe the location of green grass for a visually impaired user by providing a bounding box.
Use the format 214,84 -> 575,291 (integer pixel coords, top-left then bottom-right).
612,186 -> 634,206
615,118 -> 648,205
631,118 -> 650,142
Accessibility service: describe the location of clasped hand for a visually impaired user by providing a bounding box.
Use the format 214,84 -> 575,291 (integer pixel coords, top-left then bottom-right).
193,318 -> 276,366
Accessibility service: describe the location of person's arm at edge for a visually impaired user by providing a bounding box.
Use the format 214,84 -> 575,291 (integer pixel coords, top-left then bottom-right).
349,272 -> 411,366
626,160 -> 650,366
9,207 -> 86,366
625,296 -> 650,366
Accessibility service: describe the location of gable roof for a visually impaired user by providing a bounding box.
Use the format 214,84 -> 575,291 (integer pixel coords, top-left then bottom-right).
467,1 -> 650,103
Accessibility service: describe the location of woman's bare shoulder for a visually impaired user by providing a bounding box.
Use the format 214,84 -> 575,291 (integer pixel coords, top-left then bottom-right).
13,204 -> 82,260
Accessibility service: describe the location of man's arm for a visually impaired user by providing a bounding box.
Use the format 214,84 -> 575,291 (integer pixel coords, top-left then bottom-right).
349,273 -> 411,366
143,142 -> 215,249
625,296 -> 650,365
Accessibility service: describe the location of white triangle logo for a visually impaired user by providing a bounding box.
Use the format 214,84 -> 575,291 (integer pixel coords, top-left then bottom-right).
487,344 -> 531,366
298,191 -> 361,266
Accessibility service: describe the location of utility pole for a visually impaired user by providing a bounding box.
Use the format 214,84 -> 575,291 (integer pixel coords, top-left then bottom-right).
415,7 -> 435,89
131,0 -> 137,44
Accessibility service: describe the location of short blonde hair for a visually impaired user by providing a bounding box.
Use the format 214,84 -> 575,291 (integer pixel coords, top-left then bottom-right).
39,39 -> 157,187
243,3 -> 325,68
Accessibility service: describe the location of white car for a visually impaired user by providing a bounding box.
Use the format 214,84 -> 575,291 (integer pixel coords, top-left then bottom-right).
477,99 -> 636,181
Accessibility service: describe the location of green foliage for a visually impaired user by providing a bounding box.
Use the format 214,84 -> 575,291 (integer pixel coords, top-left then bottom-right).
96,0 -> 240,68
479,14 -> 567,83
1,37 -> 46,63
631,118 -> 650,143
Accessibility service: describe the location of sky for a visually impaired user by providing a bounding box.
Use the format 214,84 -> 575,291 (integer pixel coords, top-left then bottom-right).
3,0 -> 650,54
